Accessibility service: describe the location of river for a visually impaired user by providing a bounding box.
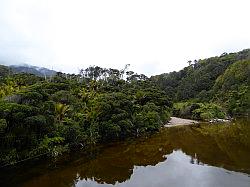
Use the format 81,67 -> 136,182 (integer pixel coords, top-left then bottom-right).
0,118 -> 250,187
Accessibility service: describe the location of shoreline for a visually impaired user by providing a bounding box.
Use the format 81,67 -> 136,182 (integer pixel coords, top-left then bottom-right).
165,117 -> 199,127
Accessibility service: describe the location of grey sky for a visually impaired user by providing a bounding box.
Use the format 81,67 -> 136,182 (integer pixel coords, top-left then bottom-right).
0,0 -> 250,76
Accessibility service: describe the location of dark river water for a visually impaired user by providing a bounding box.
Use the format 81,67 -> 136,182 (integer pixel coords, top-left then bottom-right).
1,118 -> 250,187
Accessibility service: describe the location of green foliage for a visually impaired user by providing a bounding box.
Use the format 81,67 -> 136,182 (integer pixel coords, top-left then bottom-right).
55,103 -> 70,123
0,65 -> 171,166
192,103 -> 226,120
0,65 -> 12,78
213,60 -> 250,115
1,49 -> 248,166
173,102 -> 226,120
151,49 -> 249,100
152,49 -> 250,115
29,136 -> 68,157
0,73 -> 43,99
0,119 -> 7,134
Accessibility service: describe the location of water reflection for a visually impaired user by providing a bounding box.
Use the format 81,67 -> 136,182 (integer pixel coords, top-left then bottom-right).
1,119 -> 250,187
75,150 -> 250,187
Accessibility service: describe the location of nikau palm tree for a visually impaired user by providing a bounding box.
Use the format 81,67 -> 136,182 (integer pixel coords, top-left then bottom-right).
55,103 -> 70,123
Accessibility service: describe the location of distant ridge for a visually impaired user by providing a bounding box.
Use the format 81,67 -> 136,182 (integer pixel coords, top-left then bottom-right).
9,64 -> 56,77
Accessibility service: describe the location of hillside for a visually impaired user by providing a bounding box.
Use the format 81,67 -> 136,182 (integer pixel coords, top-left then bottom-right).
10,64 -> 56,77
0,64 -> 56,78
213,60 -> 250,115
151,49 -> 250,115
151,49 -> 250,101
0,65 -> 12,78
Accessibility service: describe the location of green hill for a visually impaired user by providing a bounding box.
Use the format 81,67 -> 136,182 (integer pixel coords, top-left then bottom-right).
0,65 -> 12,78
213,60 -> 250,115
151,49 -> 250,115
151,49 -> 250,100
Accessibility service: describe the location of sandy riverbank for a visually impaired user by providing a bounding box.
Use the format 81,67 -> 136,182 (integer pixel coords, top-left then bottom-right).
165,117 -> 199,127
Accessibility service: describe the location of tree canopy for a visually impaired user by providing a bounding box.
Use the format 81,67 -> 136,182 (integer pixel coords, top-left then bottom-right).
0,65 -> 171,166
0,49 -> 249,166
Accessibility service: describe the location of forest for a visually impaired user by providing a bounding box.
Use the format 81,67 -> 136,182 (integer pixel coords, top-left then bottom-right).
151,49 -> 250,119
0,49 -> 249,166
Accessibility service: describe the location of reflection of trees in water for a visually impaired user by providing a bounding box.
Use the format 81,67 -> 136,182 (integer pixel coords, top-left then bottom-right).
190,153 -> 203,165
168,120 -> 250,173
5,119 -> 250,187
74,120 -> 250,184
73,139 -> 173,185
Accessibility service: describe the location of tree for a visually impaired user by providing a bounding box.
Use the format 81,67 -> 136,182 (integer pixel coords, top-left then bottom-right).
55,103 -> 70,123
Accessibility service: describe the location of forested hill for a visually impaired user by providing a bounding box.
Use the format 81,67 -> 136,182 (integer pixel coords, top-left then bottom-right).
0,64 -> 56,78
151,49 -> 250,115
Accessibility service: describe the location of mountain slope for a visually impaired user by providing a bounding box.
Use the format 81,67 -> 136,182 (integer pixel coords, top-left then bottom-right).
213,60 -> 250,114
151,49 -> 250,115
10,64 -> 56,77
151,49 -> 250,101
0,65 -> 12,78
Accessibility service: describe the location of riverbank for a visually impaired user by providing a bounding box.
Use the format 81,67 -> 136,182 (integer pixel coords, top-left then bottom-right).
2,118 -> 248,187
165,117 -> 199,127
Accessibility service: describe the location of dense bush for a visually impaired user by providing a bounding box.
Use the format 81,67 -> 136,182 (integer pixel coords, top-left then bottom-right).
173,102 -> 226,120
213,60 -> 250,115
152,49 -> 249,116
0,66 -> 172,166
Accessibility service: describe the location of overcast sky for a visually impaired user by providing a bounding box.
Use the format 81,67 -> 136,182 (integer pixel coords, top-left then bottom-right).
0,0 -> 250,76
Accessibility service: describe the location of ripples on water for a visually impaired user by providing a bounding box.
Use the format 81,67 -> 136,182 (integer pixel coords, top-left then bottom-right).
1,119 -> 250,187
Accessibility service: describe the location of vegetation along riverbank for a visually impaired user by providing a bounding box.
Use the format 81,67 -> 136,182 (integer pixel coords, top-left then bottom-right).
0,49 -> 249,167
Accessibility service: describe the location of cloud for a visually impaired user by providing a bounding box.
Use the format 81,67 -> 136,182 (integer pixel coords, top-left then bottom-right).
0,0 -> 250,76
0,0 -> 53,64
